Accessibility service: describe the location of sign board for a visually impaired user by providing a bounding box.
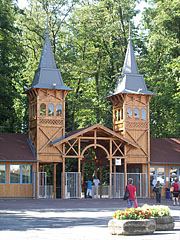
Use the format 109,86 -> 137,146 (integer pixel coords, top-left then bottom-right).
115,158 -> 121,166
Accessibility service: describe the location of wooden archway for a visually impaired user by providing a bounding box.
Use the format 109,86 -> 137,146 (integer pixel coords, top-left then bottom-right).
80,143 -> 110,159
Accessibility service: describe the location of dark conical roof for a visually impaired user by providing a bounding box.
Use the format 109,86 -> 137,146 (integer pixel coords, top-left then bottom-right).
108,27 -> 155,97
28,24 -> 72,91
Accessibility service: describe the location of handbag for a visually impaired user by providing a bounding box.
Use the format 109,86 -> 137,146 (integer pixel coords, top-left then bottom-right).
123,186 -> 129,200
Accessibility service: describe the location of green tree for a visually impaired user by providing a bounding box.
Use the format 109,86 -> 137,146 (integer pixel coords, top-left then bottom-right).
0,0 -> 24,132
140,0 -> 180,137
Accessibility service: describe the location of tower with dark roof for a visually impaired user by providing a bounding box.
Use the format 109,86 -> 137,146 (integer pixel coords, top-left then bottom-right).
107,27 -> 155,190
25,23 -> 71,171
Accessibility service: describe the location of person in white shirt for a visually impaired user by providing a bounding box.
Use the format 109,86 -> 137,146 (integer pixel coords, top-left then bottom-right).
93,178 -> 100,198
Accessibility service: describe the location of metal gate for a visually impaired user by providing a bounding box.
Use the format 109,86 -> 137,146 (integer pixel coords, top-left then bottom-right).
110,173 -> 125,198
110,173 -> 148,198
39,172 -> 47,198
127,173 -> 148,198
62,172 -> 81,199
39,172 -> 54,198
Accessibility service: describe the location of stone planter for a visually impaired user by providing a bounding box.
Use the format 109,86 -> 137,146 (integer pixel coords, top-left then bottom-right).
153,216 -> 175,231
108,219 -> 156,235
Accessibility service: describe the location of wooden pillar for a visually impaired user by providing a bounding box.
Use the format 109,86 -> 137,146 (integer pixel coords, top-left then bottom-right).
95,165 -> 97,178
99,166 -> 102,184
62,157 -> 65,199
148,162 -> 150,198
53,163 -> 56,199
78,157 -> 81,198
124,159 -> 127,187
36,161 -> 39,199
109,158 -> 112,199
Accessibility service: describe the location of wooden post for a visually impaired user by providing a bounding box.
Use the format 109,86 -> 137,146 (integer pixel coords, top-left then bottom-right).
124,159 -> 127,187
148,162 -> 150,198
147,96 -> 151,199
53,163 -> 56,199
62,157 -> 65,199
36,161 -> 39,199
78,157 -> 81,198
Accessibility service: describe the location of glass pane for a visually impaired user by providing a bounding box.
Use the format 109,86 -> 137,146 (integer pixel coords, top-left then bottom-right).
22,165 -> 32,184
48,104 -> 54,116
157,175 -> 165,184
10,165 -> 20,183
115,110 -> 117,121
134,108 -> 139,119
127,108 -> 132,119
56,104 -> 62,116
118,110 -> 121,121
157,167 -> 164,175
141,109 -> 146,120
170,176 -> 177,185
170,167 -> 177,176
0,165 -> 5,183
121,108 -> 123,120
40,104 -> 46,115
150,168 -> 155,175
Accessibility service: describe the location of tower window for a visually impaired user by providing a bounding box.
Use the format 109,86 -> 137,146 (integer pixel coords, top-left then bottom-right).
121,108 -> 123,120
48,104 -> 54,116
118,110 -> 121,121
127,108 -> 132,119
141,109 -> 146,120
40,104 -> 46,115
115,110 -> 117,121
56,104 -> 62,116
134,108 -> 139,119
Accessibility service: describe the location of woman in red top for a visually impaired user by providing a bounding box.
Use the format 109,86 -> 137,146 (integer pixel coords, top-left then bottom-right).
126,178 -> 136,208
173,179 -> 179,206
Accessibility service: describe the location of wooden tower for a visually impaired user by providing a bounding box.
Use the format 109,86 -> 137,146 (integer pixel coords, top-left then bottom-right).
25,25 -> 72,198
107,30 -> 155,195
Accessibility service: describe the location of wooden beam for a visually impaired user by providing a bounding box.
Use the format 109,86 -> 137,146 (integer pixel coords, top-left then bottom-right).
94,130 -> 97,149
53,163 -> 56,199
36,162 -> 39,200
66,139 -> 78,155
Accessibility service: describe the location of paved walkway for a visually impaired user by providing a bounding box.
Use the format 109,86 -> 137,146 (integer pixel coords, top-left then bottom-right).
0,198 -> 179,240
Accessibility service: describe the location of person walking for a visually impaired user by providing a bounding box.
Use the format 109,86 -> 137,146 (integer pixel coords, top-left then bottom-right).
155,180 -> 162,203
172,179 -> 179,206
93,177 -> 100,198
126,178 -> 136,208
86,180 -> 92,198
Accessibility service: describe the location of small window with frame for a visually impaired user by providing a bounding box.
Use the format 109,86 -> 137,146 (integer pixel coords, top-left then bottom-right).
40,103 -> 46,115
48,104 -> 54,116
127,108 -> 132,119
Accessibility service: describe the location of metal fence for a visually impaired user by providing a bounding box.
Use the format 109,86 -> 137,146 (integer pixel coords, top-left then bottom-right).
39,172 -> 53,198
92,186 -> 110,198
63,172 -> 81,199
110,173 -> 125,198
127,173 -> 148,198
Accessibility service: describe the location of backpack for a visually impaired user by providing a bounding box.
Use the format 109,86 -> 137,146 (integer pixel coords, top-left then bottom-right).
123,186 -> 130,200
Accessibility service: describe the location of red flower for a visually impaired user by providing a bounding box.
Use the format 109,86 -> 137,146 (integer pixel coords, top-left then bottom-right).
148,212 -> 151,216
143,213 -> 145,216
121,213 -> 124,215
135,211 -> 138,214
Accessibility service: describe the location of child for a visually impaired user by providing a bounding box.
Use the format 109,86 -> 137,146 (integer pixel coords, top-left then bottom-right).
155,180 -> 162,203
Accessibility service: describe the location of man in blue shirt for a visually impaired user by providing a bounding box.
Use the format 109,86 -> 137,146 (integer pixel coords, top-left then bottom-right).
86,180 -> 92,198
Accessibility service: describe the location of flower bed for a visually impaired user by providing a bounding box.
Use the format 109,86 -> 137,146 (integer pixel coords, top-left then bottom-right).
108,205 -> 174,235
141,205 -> 174,231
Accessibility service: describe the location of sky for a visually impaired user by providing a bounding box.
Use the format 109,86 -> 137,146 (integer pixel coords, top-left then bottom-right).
17,0 -> 151,26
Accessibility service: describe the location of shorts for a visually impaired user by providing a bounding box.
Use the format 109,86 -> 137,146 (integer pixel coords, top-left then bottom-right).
173,191 -> 179,198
